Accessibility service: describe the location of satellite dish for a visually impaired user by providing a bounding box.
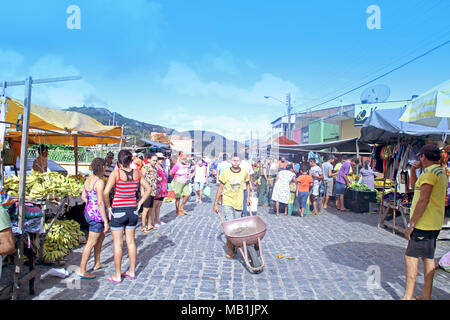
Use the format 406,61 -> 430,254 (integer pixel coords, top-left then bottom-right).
360,84 -> 390,104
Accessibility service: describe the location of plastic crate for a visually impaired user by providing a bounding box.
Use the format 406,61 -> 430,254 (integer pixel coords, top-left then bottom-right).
344,189 -> 377,213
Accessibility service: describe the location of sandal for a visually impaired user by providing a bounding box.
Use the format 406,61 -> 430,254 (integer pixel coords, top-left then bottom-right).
141,227 -> 149,233
107,276 -> 121,284
121,272 -> 137,280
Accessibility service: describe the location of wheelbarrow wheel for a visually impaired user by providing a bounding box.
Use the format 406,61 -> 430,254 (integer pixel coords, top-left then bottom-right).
247,245 -> 262,273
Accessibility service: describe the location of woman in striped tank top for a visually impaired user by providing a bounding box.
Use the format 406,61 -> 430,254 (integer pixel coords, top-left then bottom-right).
103,150 -> 151,284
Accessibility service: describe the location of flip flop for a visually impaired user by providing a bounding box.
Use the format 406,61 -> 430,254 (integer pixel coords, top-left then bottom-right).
92,265 -> 107,271
225,253 -> 235,259
107,276 -> 121,284
78,274 -> 96,280
121,272 -> 137,280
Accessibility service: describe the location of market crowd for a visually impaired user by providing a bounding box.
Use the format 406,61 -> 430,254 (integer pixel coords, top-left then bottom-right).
2,144 -> 447,301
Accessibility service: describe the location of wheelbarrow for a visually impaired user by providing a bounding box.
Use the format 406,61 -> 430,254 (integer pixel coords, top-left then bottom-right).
217,209 -> 267,274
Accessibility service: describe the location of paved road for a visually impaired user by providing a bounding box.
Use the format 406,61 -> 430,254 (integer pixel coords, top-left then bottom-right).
5,184 -> 450,300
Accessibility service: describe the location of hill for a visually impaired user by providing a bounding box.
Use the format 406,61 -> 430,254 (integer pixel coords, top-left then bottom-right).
65,106 -> 174,137
65,106 -> 245,153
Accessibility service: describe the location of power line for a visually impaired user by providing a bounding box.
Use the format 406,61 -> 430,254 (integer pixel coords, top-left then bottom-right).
300,39 -> 449,113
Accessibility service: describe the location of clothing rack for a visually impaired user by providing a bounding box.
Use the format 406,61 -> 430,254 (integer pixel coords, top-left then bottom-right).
377,136 -> 422,234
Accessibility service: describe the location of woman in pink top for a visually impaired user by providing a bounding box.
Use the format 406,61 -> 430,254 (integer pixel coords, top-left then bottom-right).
170,154 -> 191,215
153,153 -> 169,227
78,158 -> 109,279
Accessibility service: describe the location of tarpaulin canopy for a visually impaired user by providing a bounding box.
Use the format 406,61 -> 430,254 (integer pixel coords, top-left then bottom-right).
3,97 -> 122,146
361,107 -> 450,144
400,79 -> 450,128
138,138 -> 171,150
277,137 -> 371,153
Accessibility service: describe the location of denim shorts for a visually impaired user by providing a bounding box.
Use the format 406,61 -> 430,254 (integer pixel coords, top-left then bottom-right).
296,192 -> 309,209
110,207 -> 139,231
194,182 -> 205,191
334,181 -> 346,196
222,205 -> 242,221
84,213 -> 104,233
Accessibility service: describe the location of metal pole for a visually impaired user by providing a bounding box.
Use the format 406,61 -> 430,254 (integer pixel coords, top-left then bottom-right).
13,76 -> 33,300
356,138 -> 360,176
287,93 -> 291,139
119,125 -> 124,150
74,134 -> 78,176
0,88 -> 7,187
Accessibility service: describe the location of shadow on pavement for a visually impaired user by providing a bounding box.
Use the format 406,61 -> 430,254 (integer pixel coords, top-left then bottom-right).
324,203 -> 383,229
322,241 -> 450,300
134,235 -> 176,277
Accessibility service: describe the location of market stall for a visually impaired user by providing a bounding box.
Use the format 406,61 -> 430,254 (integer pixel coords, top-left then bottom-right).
361,106 -> 449,234
400,79 -> 450,230
0,95 -> 123,299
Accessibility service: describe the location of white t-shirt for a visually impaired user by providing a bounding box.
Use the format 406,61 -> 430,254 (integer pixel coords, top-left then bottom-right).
240,160 -> 254,176
217,161 -> 231,176
309,165 -> 323,196
194,165 -> 207,183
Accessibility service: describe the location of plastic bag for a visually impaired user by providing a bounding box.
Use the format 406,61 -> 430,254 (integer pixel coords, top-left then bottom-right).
439,252 -> 450,272
203,186 -> 211,198
40,268 -> 70,280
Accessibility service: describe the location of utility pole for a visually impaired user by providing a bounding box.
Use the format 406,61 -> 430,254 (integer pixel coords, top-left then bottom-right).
286,93 -> 292,140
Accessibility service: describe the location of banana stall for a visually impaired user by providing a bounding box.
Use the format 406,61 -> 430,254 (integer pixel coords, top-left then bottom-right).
0,96 -> 123,299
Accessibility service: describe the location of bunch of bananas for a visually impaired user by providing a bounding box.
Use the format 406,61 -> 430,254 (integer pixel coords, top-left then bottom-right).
4,171 -> 85,200
374,179 -> 394,187
42,220 -> 84,263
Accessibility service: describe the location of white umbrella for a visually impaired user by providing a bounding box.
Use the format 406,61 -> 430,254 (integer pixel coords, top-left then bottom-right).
400,80 -> 450,128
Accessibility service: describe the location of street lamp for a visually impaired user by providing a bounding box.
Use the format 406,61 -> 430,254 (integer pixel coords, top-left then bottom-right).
264,93 -> 294,139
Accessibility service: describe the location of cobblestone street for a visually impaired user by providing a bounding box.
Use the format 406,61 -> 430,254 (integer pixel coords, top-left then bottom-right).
5,184 -> 450,300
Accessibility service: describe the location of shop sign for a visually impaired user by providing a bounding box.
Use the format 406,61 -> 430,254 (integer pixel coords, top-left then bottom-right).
354,101 -> 409,126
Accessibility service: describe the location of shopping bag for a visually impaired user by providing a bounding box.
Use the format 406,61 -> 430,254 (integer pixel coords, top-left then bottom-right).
288,204 -> 293,216
203,185 -> 211,198
305,194 -> 311,216
439,252 -> 450,272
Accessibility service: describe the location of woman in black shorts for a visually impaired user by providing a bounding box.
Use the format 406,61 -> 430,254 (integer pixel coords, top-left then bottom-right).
140,154 -> 158,233
103,150 -> 151,284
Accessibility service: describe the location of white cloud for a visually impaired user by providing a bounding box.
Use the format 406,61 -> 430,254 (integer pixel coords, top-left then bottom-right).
0,52 -> 104,109
0,49 -> 25,80
158,60 -> 305,140
159,106 -> 273,142
162,61 -> 302,105
204,51 -> 238,75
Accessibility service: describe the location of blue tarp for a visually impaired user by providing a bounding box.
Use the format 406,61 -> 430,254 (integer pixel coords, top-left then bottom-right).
138,138 -> 170,149
360,107 -> 450,144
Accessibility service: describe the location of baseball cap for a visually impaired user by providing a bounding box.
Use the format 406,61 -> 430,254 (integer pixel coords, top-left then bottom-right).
416,144 -> 439,157
156,152 -> 165,158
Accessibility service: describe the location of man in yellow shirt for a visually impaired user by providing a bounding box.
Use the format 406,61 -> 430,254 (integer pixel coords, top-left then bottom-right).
214,155 -> 250,259
401,144 -> 447,300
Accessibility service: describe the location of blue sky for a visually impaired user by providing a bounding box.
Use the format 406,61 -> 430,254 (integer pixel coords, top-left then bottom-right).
1,0 -> 449,141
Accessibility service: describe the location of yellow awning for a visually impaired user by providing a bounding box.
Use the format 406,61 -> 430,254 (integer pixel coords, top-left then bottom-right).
400,80 -> 450,128
4,97 -> 123,146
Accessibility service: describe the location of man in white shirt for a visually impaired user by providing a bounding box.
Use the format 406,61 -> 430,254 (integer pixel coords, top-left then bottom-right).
309,158 -> 323,215
240,156 -> 254,216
